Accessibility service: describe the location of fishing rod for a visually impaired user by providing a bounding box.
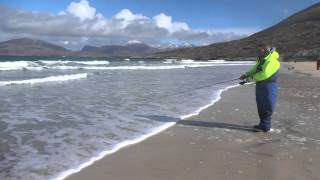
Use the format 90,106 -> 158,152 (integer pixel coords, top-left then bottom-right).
162,78 -> 244,98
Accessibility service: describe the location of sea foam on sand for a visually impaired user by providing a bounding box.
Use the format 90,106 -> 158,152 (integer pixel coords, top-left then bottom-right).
53,83 -> 240,180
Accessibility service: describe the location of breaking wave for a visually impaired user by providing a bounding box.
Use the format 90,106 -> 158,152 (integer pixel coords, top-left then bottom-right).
40,60 -> 110,65
0,73 -> 88,86
0,60 -> 254,71
0,61 -> 31,70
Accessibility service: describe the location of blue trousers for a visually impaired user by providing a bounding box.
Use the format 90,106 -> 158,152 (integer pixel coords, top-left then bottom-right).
255,72 -> 278,131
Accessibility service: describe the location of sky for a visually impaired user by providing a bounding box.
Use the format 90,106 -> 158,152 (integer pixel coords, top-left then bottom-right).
0,0 -> 318,49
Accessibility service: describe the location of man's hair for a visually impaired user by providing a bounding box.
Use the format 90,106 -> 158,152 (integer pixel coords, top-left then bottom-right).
258,43 -> 276,52
258,43 -> 271,50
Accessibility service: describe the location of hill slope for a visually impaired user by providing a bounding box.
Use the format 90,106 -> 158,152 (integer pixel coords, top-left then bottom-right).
81,43 -> 159,57
0,38 -> 169,57
151,3 -> 320,60
0,38 -> 72,56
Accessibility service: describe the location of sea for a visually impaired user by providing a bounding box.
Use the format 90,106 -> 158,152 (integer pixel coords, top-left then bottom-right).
0,56 -> 253,180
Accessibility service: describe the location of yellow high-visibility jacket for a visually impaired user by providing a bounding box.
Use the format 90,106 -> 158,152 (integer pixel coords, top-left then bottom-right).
245,50 -> 280,82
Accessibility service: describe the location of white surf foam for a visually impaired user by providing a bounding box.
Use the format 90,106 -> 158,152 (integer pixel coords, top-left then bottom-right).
208,60 -> 226,63
180,59 -> 194,63
51,65 -> 185,70
53,83 -> 240,180
180,84 -> 240,119
39,60 -> 63,65
40,60 -> 110,65
53,122 -> 175,180
0,61 -> 30,71
163,60 -> 174,64
84,65 -> 187,70
50,64 -> 250,71
163,59 -> 176,63
51,66 -> 80,70
181,60 -> 255,65
0,73 -> 88,86
0,60 -> 252,72
24,67 -> 45,71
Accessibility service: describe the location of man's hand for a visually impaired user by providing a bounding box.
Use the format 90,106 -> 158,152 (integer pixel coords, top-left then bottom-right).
239,74 -> 247,80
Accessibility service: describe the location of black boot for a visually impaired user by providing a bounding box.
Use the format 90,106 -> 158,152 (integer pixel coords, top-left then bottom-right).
253,125 -> 269,133
253,125 -> 261,129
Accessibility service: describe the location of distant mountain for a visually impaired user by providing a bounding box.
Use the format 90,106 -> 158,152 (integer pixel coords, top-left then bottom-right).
81,42 -> 160,57
157,43 -> 196,50
0,38 -> 72,56
0,38 -> 146,57
150,3 -> 320,60
0,38 -> 174,57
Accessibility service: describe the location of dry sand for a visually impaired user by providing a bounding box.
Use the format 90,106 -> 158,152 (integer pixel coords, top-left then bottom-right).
66,62 -> 320,180
283,61 -> 320,77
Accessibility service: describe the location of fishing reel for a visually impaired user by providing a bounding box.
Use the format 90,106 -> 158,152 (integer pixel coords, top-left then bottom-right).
239,81 -> 247,85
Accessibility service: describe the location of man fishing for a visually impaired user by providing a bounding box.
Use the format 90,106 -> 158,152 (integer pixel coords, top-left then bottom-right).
240,45 -> 280,132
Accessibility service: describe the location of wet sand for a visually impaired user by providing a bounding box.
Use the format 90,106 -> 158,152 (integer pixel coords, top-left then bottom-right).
66,62 -> 320,180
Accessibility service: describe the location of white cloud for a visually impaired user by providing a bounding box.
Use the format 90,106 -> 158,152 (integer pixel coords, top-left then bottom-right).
153,13 -> 189,33
114,9 -> 148,28
66,0 -> 96,21
0,1 -> 255,49
115,9 -> 147,21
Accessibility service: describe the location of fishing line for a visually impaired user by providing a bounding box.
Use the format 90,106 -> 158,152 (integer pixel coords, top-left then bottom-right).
161,78 -> 241,98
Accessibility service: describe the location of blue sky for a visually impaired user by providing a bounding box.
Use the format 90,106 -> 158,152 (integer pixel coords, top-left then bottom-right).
2,0 -> 318,29
0,0 -> 318,48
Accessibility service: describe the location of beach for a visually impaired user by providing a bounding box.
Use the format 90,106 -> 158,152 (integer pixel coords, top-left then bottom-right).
65,62 -> 320,180
1,1 -> 319,179
284,61 -> 320,77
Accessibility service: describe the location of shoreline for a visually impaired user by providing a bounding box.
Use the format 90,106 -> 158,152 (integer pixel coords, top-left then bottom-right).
65,62 -> 320,180
54,122 -> 176,180
55,83 -> 241,180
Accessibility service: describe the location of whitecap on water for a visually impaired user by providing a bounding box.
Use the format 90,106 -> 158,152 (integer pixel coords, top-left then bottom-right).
0,61 -> 30,70
0,73 -> 87,86
40,60 -> 110,65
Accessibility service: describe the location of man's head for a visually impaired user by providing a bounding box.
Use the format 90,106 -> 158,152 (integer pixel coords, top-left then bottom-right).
258,44 -> 274,58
